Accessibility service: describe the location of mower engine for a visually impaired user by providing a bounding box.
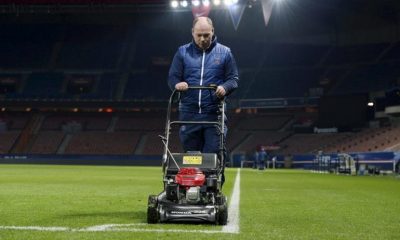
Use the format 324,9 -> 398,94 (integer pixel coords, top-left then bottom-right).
175,167 -> 205,204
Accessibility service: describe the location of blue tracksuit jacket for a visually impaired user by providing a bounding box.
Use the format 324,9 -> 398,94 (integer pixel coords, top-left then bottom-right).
168,36 -> 239,114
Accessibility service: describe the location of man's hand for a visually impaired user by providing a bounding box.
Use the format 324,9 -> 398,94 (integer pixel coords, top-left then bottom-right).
175,82 -> 188,91
215,86 -> 226,98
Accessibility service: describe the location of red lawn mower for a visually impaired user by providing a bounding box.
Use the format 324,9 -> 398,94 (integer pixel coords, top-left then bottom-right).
147,86 -> 228,225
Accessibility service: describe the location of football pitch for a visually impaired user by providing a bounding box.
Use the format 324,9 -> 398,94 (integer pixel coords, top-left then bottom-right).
0,164 -> 399,240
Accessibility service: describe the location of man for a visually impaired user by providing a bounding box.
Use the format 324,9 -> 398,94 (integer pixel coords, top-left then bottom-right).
254,145 -> 266,170
168,17 -> 239,168
259,146 -> 267,170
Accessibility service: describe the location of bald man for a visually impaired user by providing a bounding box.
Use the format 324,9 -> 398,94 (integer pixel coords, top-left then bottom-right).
168,17 -> 239,184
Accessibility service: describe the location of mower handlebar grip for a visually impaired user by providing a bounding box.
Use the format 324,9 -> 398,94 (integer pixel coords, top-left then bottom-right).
169,85 -> 224,106
187,85 -> 217,91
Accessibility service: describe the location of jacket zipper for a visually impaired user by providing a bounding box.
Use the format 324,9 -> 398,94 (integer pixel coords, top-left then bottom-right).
198,50 -> 206,114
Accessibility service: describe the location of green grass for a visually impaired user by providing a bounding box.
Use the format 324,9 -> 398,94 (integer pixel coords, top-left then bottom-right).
0,165 -> 399,240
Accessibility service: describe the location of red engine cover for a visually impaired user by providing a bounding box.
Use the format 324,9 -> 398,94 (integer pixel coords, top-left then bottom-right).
175,167 -> 206,187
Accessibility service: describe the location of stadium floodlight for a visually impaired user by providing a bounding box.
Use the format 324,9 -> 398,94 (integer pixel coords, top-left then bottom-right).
367,102 -> 374,107
273,0 -> 287,5
180,0 -> 189,7
192,0 -> 200,6
223,0 -> 234,7
232,0 -> 239,4
213,0 -> 221,6
171,0 -> 179,8
203,0 -> 210,6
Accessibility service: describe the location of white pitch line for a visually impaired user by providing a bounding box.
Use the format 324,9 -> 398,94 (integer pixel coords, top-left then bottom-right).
0,226 -> 69,231
222,168 -> 240,234
81,227 -> 224,234
0,224 -> 225,234
0,169 -> 241,234
81,223 -> 147,231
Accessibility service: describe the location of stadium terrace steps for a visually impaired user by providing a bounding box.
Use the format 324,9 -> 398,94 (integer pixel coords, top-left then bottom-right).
133,132 -> 147,155
236,131 -> 290,153
0,131 -> 21,154
10,114 -> 43,154
57,134 -> 72,154
30,131 -> 66,154
64,132 -> 141,155
141,130 -> 182,155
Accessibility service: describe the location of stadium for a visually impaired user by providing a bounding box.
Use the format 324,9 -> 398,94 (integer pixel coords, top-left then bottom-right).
1,0 -> 400,239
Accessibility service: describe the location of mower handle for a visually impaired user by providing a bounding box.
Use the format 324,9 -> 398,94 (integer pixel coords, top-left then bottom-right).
163,84 -> 226,176
169,84 -> 221,105
172,85 -> 218,95
185,85 -> 218,90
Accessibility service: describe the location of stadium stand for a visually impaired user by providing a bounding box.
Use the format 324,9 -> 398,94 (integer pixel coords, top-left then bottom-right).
226,130 -> 251,152
323,43 -> 389,65
115,113 -> 165,131
235,131 -> 290,153
263,44 -> 329,67
0,24 -> 57,69
20,72 -> 65,99
123,71 -> 170,100
238,68 -> 323,99
90,73 -> 118,100
228,40 -> 265,68
1,106 -> 400,158
29,131 -> 65,154
1,8 -> 400,160
331,63 -> 400,94
0,114 -> 29,130
56,25 -> 126,69
322,126 -> 400,153
236,114 -> 292,130
278,133 -> 350,155
1,25 -> 399,101
380,42 -> 400,61
41,114 -> 111,131
0,131 -> 20,154
140,130 -> 183,155
64,131 -> 141,155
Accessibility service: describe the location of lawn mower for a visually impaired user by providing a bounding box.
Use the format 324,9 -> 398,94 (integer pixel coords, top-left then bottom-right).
147,85 -> 228,225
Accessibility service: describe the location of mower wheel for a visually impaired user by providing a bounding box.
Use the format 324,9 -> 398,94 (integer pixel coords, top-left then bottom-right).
147,195 -> 159,224
215,193 -> 228,225
217,204 -> 228,225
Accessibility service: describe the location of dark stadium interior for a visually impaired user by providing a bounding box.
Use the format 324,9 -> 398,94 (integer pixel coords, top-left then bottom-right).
1,0 -> 400,163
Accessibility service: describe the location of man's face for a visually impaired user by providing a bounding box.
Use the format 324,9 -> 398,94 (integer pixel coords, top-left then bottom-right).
192,22 -> 214,50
